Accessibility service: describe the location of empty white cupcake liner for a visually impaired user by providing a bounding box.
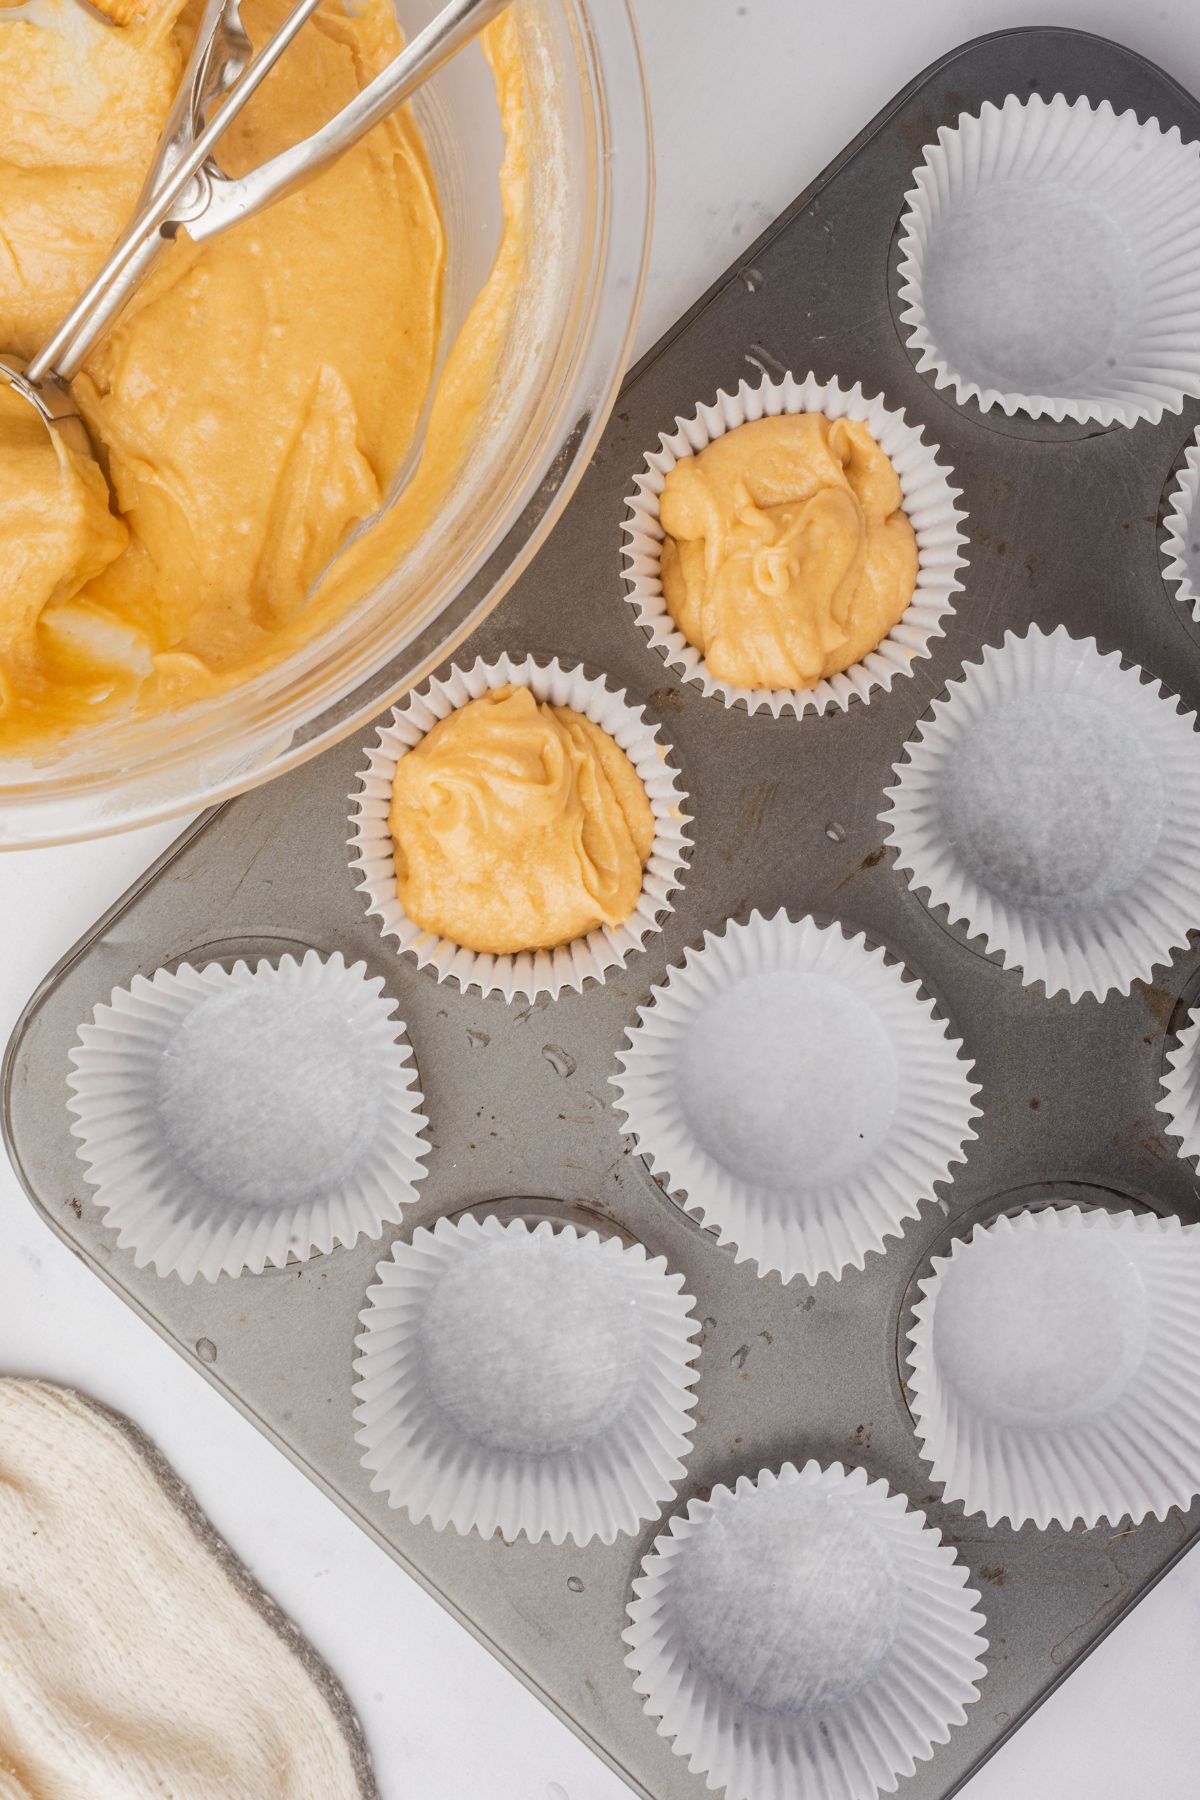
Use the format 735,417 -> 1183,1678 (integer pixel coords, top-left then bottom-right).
349,654 -> 691,1003
620,371 -> 967,717
611,910 -> 980,1286
897,93 -> 1200,426
1161,427 -> 1200,618
907,1204 -> 1200,1529
353,1213 -> 701,1544
881,623 -> 1200,1003
1157,1007 -> 1200,1162
624,1460 -> 987,1800
66,950 -> 428,1283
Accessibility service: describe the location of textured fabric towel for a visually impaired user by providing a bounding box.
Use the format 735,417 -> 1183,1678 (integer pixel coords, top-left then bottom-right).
0,1380 -> 372,1799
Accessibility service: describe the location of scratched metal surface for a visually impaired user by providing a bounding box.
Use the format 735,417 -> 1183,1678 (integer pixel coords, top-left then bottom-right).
7,27 -> 1200,1800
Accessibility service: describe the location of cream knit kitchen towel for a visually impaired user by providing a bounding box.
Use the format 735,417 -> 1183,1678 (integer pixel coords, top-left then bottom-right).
0,1380 -> 374,1800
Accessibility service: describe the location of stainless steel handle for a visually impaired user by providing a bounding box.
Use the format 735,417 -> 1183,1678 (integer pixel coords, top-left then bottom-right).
45,0 -> 252,383
28,0 -> 325,385
27,0 -> 507,387
187,0 -> 511,244
146,0 -> 254,195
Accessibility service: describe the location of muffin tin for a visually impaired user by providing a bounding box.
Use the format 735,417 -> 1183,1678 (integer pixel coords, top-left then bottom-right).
7,26 -> 1200,1800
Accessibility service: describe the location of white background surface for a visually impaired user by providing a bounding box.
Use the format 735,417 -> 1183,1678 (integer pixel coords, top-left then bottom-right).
3,2 -> 1200,1795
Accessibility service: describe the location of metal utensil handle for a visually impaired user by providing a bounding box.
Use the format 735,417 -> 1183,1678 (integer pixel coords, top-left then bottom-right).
187,0 -> 511,244
143,0 -> 254,197
45,0 -> 252,383
28,0 -> 507,387
29,0 -> 322,384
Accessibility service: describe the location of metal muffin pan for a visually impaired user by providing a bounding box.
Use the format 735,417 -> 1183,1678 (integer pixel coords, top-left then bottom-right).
7,26 -> 1200,1799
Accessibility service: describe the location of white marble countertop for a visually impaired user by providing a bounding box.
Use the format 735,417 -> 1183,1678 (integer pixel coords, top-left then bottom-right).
4,3 -> 1200,1795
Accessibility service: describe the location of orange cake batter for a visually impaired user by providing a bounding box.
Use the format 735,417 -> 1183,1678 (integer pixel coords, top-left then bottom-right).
388,686 -> 655,955
659,412 -> 919,691
0,0 -> 523,746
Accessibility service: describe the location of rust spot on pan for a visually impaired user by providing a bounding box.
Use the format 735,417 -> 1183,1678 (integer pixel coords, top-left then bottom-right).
1132,979 -> 1173,1029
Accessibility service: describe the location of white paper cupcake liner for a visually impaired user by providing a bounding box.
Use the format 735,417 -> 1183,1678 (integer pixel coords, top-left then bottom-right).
896,93 -> 1200,426
907,1205 -> 1200,1529
1157,1007 -> 1200,1163
620,372 -> 967,717
882,624 -> 1200,1002
1161,427 -> 1200,618
66,950 -> 428,1283
353,1213 -> 701,1544
611,910 -> 980,1286
624,1460 -> 987,1800
349,654 -> 691,1003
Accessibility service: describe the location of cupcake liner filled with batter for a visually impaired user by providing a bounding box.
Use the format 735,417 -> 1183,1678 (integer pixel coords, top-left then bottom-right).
623,1460 -> 987,1800
66,951 -> 428,1282
906,1205 -> 1200,1529
611,910 -> 980,1286
1161,427 -> 1200,618
353,1213 -> 701,1544
620,371 -> 967,717
881,623 -> 1200,1002
896,93 -> 1200,426
349,654 -> 691,1002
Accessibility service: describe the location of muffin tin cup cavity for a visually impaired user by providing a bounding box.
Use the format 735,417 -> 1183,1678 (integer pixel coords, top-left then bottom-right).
611,910 -> 981,1286
349,654 -> 691,1003
1157,1007 -> 1200,1162
881,624 -> 1200,1002
353,1214 -> 701,1545
619,371 -> 968,717
623,1461 -> 988,1800
906,1205 -> 1200,1530
1161,427 -> 1200,617
66,951 -> 428,1283
896,94 -> 1200,427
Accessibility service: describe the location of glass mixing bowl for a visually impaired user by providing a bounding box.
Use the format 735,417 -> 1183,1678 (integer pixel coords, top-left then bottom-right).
0,0 -> 652,848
